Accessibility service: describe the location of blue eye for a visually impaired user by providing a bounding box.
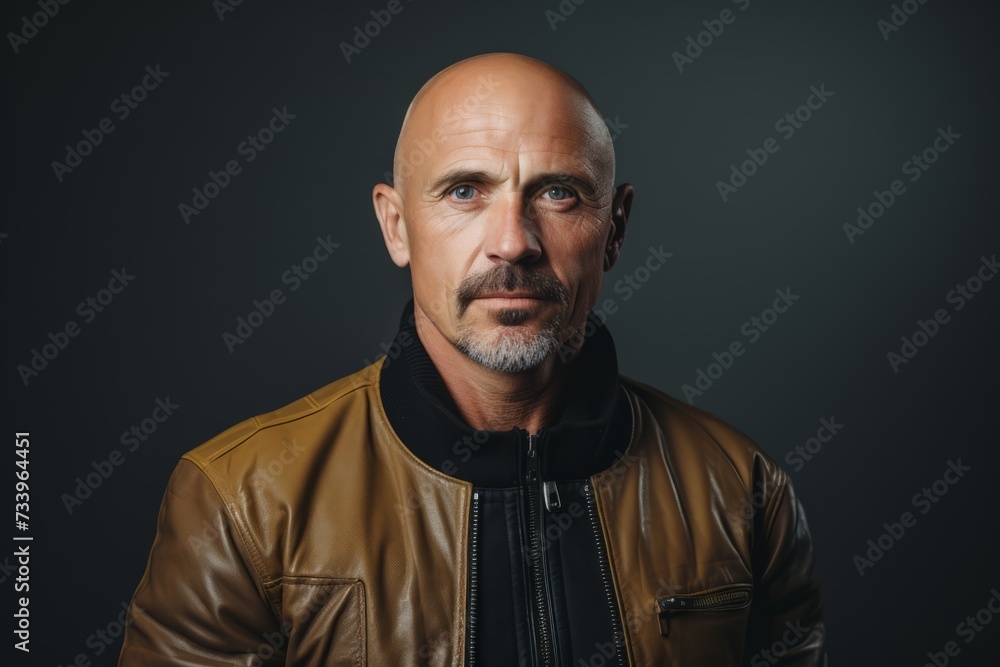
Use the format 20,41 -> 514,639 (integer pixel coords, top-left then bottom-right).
451,185 -> 477,200
544,186 -> 574,201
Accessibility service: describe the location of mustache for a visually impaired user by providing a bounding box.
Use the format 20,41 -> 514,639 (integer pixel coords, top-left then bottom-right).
454,264 -> 569,316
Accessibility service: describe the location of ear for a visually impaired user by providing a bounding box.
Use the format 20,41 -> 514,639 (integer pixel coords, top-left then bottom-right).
372,182 -> 410,268
604,183 -> 634,271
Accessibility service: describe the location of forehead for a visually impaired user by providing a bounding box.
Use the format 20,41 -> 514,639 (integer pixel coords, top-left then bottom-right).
446,110 -> 598,170
407,77 -> 613,187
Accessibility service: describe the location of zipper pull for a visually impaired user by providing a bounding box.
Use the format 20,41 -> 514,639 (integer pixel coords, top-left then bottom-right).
543,481 -> 561,511
656,586 -> 753,637
525,432 -> 538,484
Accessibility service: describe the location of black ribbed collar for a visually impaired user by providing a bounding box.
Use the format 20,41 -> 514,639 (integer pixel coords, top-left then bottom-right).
379,299 -> 633,488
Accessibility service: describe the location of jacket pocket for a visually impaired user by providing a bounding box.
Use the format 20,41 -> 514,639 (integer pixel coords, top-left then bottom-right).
655,582 -> 753,638
266,576 -> 367,667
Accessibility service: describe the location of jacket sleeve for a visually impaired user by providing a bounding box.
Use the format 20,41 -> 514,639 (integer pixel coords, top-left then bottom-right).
743,468 -> 827,667
119,458 -> 286,666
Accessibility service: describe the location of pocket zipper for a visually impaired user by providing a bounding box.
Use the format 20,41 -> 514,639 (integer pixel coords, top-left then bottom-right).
656,584 -> 753,637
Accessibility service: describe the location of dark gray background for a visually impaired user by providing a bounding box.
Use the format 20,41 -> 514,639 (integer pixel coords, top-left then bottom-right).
4,0 -> 999,664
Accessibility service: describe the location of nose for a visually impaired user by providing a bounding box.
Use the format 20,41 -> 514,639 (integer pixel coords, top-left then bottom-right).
482,193 -> 542,265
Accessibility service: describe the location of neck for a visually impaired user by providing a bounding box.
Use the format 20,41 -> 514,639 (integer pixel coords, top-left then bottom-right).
413,303 -> 577,433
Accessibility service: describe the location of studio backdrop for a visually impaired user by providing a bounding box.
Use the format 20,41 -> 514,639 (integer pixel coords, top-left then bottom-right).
5,0 -> 999,664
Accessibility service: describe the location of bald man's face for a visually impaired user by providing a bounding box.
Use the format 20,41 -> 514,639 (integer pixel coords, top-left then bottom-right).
374,62 -> 631,372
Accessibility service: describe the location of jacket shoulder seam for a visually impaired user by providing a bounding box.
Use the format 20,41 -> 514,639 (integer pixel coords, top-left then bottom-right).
176,459 -> 280,619
618,375 -> 757,492
183,369 -> 376,466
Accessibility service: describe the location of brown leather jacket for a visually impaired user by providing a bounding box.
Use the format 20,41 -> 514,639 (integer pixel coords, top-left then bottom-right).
119,354 -> 826,666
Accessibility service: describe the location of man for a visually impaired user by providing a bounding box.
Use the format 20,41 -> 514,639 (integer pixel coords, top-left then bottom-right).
119,53 -> 826,665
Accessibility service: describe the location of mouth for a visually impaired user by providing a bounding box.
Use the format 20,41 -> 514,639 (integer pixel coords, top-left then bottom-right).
472,292 -> 553,308
474,292 -> 546,300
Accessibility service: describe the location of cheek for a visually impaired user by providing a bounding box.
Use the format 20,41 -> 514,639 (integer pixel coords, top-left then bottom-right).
407,220 -> 481,313
548,222 -> 609,283
545,223 -> 609,323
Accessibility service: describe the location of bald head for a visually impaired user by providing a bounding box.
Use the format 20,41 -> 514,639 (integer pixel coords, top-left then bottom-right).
391,53 -> 615,197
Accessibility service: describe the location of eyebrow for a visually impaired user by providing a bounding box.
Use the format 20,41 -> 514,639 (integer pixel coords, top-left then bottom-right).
426,169 -> 500,196
426,169 -> 598,199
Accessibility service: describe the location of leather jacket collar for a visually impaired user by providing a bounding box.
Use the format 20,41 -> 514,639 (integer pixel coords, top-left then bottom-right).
379,299 -> 633,487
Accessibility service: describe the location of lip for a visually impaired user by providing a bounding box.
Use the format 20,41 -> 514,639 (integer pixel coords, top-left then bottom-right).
474,292 -> 544,300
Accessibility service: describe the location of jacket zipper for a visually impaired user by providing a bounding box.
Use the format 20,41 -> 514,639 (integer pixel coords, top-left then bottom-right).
524,432 -> 555,666
584,483 -> 625,666
656,583 -> 753,637
467,491 -> 481,666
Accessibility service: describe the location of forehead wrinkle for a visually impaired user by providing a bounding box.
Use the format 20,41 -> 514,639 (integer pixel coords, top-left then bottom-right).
436,130 -> 514,146
435,98 -> 600,133
435,110 -> 515,130
430,97 -> 608,154
438,126 -> 608,166
440,109 -> 601,139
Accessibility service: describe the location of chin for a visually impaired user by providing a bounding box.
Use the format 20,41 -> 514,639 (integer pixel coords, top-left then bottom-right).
454,326 -> 560,373
493,308 -> 536,327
